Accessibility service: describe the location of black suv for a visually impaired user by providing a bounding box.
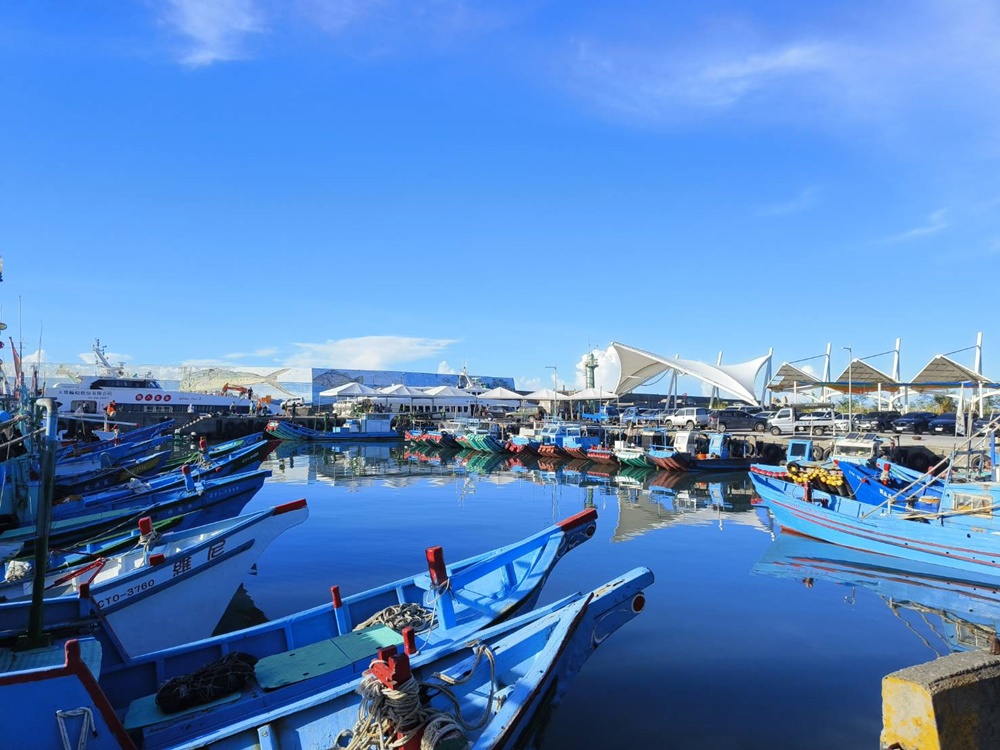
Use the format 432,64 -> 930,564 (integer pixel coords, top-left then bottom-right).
854,411 -> 901,432
708,409 -> 767,432
890,412 -> 936,435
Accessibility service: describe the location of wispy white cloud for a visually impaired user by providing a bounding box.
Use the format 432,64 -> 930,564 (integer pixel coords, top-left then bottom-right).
515,375 -> 542,391
437,360 -> 457,375
558,1 -> 1000,138
284,335 -> 458,369
297,0 -> 516,49
161,0 -> 266,67
883,209 -> 948,243
224,347 -> 279,359
758,186 -> 820,217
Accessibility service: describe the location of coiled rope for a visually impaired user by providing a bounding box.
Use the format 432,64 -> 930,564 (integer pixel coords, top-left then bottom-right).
353,602 -> 436,634
338,642 -> 498,750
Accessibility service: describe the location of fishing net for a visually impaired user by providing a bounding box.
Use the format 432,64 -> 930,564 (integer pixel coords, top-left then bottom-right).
155,652 -> 259,713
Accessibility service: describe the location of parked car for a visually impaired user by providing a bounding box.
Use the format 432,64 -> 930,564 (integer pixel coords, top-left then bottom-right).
973,414 -> 999,435
854,411 -> 901,432
665,407 -> 711,429
728,405 -> 764,416
890,412 -> 936,435
708,409 -> 767,432
928,412 -> 958,435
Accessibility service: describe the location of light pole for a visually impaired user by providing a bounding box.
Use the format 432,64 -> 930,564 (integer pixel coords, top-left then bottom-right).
842,346 -> 853,431
546,365 -> 558,419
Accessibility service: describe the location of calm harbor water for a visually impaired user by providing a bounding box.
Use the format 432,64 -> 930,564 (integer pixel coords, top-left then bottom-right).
226,441 -> 984,749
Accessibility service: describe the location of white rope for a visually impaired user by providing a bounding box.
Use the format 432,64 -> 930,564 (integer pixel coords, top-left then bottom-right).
337,643 -> 499,749
5,559 -> 32,583
353,603 -> 436,634
56,707 -> 96,750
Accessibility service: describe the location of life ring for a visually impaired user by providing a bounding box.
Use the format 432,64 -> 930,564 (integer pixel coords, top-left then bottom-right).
135,394 -> 143,401
164,395 -> 171,402
154,394 -> 162,402
145,394 -> 153,401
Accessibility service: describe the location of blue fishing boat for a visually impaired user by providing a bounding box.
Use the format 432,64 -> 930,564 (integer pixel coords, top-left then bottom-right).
749,468 -> 1000,578
56,420 -> 176,461
837,460 -> 942,509
93,508 -> 600,709
1,467 -> 272,553
54,435 -> 174,479
55,449 -> 173,498
0,500 -> 308,657
265,413 -> 399,442
0,566 -> 651,750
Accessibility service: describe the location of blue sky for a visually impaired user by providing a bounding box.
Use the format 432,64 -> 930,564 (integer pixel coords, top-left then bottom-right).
2,1 -> 999,394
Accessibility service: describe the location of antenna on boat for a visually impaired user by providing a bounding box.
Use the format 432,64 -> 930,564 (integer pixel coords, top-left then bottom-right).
93,338 -> 114,373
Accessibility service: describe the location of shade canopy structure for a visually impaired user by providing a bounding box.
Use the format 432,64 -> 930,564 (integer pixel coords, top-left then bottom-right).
768,363 -> 821,392
611,341 -> 770,405
377,384 -> 429,398
569,387 -> 619,401
319,382 -> 378,397
825,360 -> 900,394
522,388 -> 571,401
476,386 -> 524,401
909,355 -> 989,390
421,385 -> 475,398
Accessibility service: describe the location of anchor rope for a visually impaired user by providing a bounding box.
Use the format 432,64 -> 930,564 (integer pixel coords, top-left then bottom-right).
338,642 -> 498,750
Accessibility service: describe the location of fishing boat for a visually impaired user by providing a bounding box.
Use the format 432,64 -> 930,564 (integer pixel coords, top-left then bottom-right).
749,467 -> 1000,578
55,449 -> 173,498
54,435 -> 174,478
0,566 -> 652,750
264,413 -> 399,442
0,500 -> 308,657
1,467 -> 272,554
93,508 -> 600,708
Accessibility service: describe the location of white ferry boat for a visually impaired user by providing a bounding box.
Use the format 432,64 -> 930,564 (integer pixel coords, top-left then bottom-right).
44,341 -> 279,418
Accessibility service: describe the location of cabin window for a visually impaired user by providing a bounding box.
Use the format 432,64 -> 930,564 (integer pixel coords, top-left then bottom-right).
951,492 -> 993,517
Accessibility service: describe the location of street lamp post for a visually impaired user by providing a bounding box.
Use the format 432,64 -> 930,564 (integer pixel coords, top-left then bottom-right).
546,365 -> 558,419
842,346 -> 853,432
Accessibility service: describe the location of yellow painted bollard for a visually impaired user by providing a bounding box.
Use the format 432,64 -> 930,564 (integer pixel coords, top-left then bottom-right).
882,651 -> 1000,749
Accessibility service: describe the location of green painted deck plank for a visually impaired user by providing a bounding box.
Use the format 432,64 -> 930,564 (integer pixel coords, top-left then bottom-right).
124,688 -> 241,730
256,625 -> 403,691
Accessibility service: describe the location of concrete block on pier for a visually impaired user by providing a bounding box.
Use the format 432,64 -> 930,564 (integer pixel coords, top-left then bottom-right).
882,651 -> 1000,750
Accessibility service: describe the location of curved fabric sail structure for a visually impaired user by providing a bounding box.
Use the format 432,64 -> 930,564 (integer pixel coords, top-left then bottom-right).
611,341 -> 770,405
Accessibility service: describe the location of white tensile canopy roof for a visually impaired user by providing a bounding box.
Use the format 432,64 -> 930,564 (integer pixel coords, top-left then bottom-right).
611,341 -> 769,405
827,360 -> 899,393
569,386 -> 619,401
477,386 -> 524,400
910,354 -> 987,388
422,385 -> 475,398
522,388 -> 571,401
377,384 -> 429,397
768,363 -> 821,392
319,382 -> 377,397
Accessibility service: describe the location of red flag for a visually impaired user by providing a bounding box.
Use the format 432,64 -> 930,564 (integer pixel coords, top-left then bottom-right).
9,337 -> 20,387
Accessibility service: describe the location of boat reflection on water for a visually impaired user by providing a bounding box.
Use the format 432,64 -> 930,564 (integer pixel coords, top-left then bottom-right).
753,532 -> 1000,655
264,443 -> 767,542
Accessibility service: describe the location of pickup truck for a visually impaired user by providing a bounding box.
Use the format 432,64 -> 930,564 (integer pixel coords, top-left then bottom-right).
766,407 -> 847,436
581,405 -> 619,423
